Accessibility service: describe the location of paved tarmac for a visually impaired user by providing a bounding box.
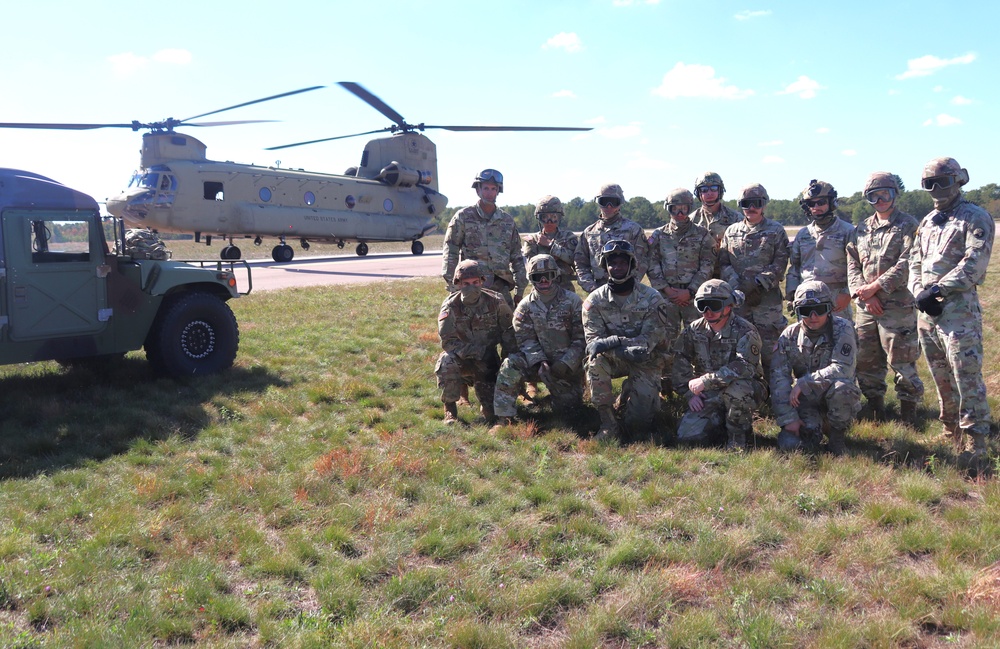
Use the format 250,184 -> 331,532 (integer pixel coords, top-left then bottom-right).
239,251 -> 442,293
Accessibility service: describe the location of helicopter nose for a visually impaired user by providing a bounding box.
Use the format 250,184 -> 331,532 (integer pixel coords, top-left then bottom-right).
106,194 -> 126,217
112,188 -> 156,221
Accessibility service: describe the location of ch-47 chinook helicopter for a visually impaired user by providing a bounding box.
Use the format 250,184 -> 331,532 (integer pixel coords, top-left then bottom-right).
1,83 -> 591,262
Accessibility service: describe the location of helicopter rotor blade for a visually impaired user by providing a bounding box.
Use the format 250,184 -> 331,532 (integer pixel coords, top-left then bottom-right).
265,127 -> 394,151
425,125 -> 592,132
0,122 -> 137,130
338,82 -> 407,127
186,119 -> 279,127
181,85 -> 326,123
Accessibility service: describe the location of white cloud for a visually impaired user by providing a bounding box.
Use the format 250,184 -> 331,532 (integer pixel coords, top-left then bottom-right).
816,127 -> 830,134
552,89 -> 577,99
933,85 -> 944,92
951,95 -> 973,105
762,155 -> 784,164
777,75 -> 824,99
152,49 -> 192,65
842,149 -> 857,156
597,123 -> 642,139
585,116 -> 607,125
734,9 -> 772,20
543,32 -> 582,53
652,62 -> 753,100
758,140 -> 783,147
108,52 -> 148,76
896,52 -> 976,80
923,114 -> 962,127
888,89 -> 900,96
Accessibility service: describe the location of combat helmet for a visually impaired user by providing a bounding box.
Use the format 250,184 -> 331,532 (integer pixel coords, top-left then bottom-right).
863,172 -> 899,206
599,239 -> 637,284
793,280 -> 834,317
921,157 -> 969,190
472,168 -> 504,193
527,254 -> 560,288
595,183 -> 625,205
694,279 -> 736,312
738,183 -> 769,209
694,171 -> 726,199
534,195 -> 563,221
799,179 -> 837,214
664,188 -> 695,215
453,259 -> 485,285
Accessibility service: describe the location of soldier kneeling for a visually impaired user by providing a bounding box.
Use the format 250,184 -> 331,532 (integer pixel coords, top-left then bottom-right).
672,279 -> 767,451
492,255 -> 586,429
772,281 -> 861,455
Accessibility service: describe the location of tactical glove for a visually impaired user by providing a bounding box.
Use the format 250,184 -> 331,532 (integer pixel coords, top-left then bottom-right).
618,346 -> 649,363
915,287 -> 943,317
586,336 -> 625,358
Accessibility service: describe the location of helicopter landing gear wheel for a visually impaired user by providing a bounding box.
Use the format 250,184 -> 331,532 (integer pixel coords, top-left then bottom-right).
356,242 -> 369,257
411,240 -> 424,255
271,244 -> 294,262
221,245 -> 242,260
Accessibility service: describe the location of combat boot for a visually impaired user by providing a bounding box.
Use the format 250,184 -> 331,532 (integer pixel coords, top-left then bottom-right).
475,382 -> 496,424
725,426 -> 749,452
865,395 -> 886,422
443,402 -> 459,425
898,400 -> 918,425
457,384 -> 471,406
594,406 -> 620,441
937,422 -> 963,448
826,426 -> 848,456
489,416 -> 516,435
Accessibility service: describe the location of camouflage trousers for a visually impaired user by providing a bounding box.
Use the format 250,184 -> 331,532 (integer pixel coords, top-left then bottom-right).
855,307 -> 924,402
435,350 -> 501,404
658,299 -> 699,387
676,378 -> 768,445
738,293 -> 786,376
494,358 -> 584,418
586,351 -> 661,430
788,379 -> 861,432
917,307 -> 990,436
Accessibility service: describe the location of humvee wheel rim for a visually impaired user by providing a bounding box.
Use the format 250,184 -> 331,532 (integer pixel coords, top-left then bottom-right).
180,319 -> 216,359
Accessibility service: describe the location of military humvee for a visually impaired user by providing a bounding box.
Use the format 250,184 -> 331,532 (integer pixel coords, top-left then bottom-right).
0,168 -> 250,377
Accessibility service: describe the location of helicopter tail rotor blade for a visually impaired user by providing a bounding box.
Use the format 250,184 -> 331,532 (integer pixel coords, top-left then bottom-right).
338,82 -> 407,127
264,127 -> 394,151
181,85 -> 326,123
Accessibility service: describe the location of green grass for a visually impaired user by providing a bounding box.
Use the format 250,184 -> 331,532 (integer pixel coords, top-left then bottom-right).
2,266 -> 1000,646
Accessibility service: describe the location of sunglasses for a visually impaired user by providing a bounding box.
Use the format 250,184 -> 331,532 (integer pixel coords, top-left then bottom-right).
697,185 -> 721,194
795,304 -> 831,318
668,205 -> 690,216
921,175 -> 957,191
804,198 -> 830,208
738,198 -> 766,209
865,189 -> 895,205
695,298 -> 725,313
530,272 -> 557,283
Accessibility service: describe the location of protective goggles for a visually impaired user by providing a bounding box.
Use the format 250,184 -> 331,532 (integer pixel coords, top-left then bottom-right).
598,196 -> 622,208
530,271 -> 558,283
695,298 -> 726,313
601,240 -> 634,256
804,197 -> 829,208
475,169 -> 503,185
738,197 -> 766,209
865,188 -> 895,205
795,303 -> 831,318
696,184 -> 721,195
921,175 -> 957,191
668,204 -> 691,216
537,213 -> 561,221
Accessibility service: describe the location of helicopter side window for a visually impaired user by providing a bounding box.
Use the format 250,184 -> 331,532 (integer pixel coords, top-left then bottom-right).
204,181 -> 224,201
30,219 -> 92,264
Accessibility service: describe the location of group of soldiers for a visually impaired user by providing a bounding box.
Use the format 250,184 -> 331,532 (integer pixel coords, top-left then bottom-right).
434,159 -> 994,457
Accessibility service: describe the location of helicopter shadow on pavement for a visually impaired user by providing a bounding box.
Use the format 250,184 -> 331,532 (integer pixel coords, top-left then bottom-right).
0,359 -> 286,480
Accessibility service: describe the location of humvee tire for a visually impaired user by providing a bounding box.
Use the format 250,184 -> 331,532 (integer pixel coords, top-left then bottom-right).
145,292 -> 239,377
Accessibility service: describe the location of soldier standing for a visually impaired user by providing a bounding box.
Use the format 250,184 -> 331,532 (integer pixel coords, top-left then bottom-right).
672,280 -> 767,451
719,183 -> 789,375
846,172 -> 923,422
582,240 -> 669,440
574,183 -> 650,293
786,180 -> 855,318
521,195 -> 578,291
493,255 -> 586,428
646,188 -> 716,387
691,171 -> 742,277
772,281 -> 861,455
435,260 -> 516,425
909,157 -> 994,458
442,169 -> 527,308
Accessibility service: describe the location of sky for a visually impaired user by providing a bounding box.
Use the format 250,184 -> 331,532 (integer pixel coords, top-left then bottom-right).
1,0 -> 998,211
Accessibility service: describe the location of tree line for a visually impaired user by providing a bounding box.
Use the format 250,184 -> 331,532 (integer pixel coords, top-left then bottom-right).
436,183 -> 1000,233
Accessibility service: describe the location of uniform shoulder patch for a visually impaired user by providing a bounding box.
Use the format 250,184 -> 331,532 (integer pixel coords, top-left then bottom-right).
439,308 -> 450,321
974,228 -> 985,240
657,303 -> 670,325
583,299 -> 593,312
751,344 -> 760,357
840,343 -> 852,356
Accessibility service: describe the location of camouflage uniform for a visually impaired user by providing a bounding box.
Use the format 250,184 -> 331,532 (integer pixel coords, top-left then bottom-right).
847,207 -> 924,406
494,287 -> 586,418
772,313 -> 861,451
575,215 -> 650,293
909,199 -> 994,440
522,229 -> 578,290
435,286 -> 516,414
442,204 -> 527,306
583,283 -> 668,431
786,216 -> 856,320
692,203 -> 743,277
672,304 -> 767,448
719,217 -> 789,374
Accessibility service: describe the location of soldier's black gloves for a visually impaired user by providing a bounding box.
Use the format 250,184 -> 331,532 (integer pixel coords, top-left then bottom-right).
586,336 -> 625,358
618,346 -> 649,362
551,360 -> 574,380
740,279 -> 762,308
915,286 -> 943,317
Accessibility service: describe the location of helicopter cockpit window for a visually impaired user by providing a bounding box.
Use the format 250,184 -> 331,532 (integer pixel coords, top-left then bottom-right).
304,191 -> 316,206
204,181 -> 224,201
30,219 -> 91,264
139,172 -> 159,189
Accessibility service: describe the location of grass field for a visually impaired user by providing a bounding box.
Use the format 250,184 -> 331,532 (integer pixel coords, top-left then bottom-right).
2,256 -> 1000,647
